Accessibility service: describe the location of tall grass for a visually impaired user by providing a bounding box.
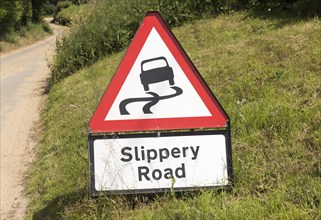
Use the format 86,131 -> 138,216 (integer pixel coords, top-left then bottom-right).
26,12 -> 321,219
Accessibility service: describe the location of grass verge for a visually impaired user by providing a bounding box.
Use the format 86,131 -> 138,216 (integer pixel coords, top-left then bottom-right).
26,12 -> 321,219
0,20 -> 53,53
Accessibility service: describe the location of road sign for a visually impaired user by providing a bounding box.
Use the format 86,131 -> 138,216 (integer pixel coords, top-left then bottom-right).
89,130 -> 232,196
89,11 -> 229,133
88,11 -> 233,196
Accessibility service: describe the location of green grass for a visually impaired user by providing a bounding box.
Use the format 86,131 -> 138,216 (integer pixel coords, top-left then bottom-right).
0,21 -> 52,53
26,12 -> 321,219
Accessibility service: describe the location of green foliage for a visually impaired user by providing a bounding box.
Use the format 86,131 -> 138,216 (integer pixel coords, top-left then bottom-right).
0,0 -> 46,37
41,20 -> 53,33
21,1 -> 32,25
43,2 -> 57,15
49,0 -> 226,84
54,4 -> 85,26
0,0 -> 25,36
49,0 -> 321,85
52,1 -> 91,25
26,13 -> 321,219
31,0 -> 46,23
50,0 -> 142,83
53,0 -> 72,20
0,20 -> 52,52
56,0 -> 72,10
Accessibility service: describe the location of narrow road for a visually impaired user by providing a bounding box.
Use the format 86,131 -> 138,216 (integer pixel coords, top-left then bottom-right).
0,20 -> 65,219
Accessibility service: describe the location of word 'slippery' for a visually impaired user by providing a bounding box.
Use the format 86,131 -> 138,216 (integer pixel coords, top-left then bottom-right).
120,145 -> 200,181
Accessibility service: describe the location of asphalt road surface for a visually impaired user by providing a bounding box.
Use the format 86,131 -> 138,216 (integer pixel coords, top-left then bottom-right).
0,20 -> 65,219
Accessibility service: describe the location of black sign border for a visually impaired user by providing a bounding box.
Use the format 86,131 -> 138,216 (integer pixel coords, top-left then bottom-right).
88,129 -> 233,197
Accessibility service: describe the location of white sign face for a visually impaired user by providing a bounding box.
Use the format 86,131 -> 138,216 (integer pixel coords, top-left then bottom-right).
93,134 -> 228,192
104,28 -> 211,121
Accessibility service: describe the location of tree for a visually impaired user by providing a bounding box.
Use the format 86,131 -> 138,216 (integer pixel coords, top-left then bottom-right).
31,0 -> 46,23
0,0 -> 46,36
0,1 -> 24,36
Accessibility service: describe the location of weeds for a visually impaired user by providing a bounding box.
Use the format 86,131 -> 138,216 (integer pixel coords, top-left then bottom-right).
27,13 -> 321,219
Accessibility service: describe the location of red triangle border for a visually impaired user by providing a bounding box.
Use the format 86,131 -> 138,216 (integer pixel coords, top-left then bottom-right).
89,11 -> 229,133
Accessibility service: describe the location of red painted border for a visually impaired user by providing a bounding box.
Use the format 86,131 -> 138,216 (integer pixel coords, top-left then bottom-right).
89,11 -> 229,133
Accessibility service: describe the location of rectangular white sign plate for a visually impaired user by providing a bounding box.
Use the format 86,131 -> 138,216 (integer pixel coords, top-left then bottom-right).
88,130 -> 232,196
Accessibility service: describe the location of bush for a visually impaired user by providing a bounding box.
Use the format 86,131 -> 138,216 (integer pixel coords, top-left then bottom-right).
49,0 -> 222,84
54,9 -> 71,25
292,0 -> 321,17
42,20 -> 53,33
0,0 -> 27,36
49,0 -> 321,84
53,0 -> 72,21
54,4 -> 84,26
43,3 -> 57,15
56,0 -> 72,10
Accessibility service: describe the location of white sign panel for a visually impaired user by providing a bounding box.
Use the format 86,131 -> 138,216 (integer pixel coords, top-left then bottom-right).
91,133 -> 229,193
105,28 -> 211,121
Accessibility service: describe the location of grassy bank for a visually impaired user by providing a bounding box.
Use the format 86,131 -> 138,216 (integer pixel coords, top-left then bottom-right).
0,20 -> 52,53
26,13 -> 321,219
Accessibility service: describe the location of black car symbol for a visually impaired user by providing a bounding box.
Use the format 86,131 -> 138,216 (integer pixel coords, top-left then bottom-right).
140,56 -> 175,91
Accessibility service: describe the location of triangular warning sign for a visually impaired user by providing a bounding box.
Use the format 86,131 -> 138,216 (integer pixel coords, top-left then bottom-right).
89,11 -> 229,133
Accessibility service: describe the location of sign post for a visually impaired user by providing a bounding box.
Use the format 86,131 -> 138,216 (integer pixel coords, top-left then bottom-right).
88,11 -> 232,196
